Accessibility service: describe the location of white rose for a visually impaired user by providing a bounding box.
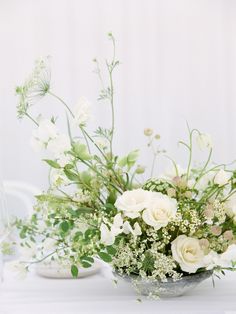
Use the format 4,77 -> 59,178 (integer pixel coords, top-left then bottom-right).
203,250 -> 221,270
196,133 -> 213,150
74,97 -> 91,127
171,235 -> 204,273
47,134 -> 71,157
214,169 -> 231,186
100,223 -> 115,246
142,192 -> 177,229
115,189 -> 151,218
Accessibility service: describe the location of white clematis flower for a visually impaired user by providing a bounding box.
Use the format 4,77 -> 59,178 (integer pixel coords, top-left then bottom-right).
171,235 -> 205,273
115,189 -> 152,219
196,133 -> 213,150
74,97 -> 91,127
142,192 -> 177,230
214,169 -> 231,186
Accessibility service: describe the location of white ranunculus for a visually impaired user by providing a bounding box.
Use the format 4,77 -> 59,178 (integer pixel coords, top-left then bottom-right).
122,221 -> 142,236
47,134 -> 71,157
196,133 -> 213,150
74,97 -> 91,127
214,169 -> 231,186
115,189 -> 151,218
171,235 -> 204,273
100,223 -> 115,246
30,119 -> 58,152
142,192 -> 177,229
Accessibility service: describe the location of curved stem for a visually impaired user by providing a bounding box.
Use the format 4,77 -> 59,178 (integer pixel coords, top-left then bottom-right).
48,91 -> 75,118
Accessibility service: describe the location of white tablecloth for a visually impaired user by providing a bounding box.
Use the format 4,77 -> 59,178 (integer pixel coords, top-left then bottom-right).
0,268 -> 236,314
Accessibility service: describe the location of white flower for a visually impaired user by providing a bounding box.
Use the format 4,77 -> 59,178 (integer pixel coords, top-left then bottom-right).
162,164 -> 185,180
203,250 -> 221,270
74,97 -> 91,127
204,245 -> 236,270
57,154 -> 72,167
196,133 -> 213,150
50,169 -> 70,187
171,235 -> 204,273
142,192 -> 177,229
195,171 -> 215,191
226,193 -> 236,219
111,213 -> 124,236
100,223 -> 115,246
214,169 -> 231,186
47,134 -> 71,157
123,221 -> 142,236
30,119 -> 58,152
6,261 -> 28,280
220,244 -> 236,266
115,189 -> 151,218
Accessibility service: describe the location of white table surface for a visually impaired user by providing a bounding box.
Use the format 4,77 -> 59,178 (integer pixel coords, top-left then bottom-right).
0,268 -> 236,314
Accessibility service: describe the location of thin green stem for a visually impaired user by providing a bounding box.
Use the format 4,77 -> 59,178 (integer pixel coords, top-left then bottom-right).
48,91 -> 75,118
25,113 -> 39,126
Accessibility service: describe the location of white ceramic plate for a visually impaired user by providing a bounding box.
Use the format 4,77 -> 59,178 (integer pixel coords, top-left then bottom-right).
35,259 -> 101,279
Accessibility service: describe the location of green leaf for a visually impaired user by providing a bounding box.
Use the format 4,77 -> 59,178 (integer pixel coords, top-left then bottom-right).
106,246 -> 117,256
71,265 -> 79,278
72,142 -> 91,161
73,231 -> 83,242
98,252 -> 112,263
81,261 -> 92,268
43,159 -> 61,169
64,169 -> 79,181
81,256 -> 94,263
60,221 -> 70,233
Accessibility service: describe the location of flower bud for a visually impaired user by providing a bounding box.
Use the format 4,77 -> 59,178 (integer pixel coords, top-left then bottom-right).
199,238 -> 209,253
210,225 -> 222,236
167,188 -> 176,198
155,134 -> 161,140
203,204 -> 214,219
223,230 -> 234,241
135,165 -> 145,174
184,191 -> 192,199
144,128 -> 153,136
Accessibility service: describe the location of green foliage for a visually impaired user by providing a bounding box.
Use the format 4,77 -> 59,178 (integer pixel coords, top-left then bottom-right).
44,159 -> 61,169
71,265 -> 79,278
98,252 -> 112,263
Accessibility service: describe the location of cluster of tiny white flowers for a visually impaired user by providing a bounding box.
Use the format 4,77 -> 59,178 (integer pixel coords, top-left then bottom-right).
213,200 -> 227,224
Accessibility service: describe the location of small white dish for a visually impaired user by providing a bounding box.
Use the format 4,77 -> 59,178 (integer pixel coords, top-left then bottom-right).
35,259 -> 101,279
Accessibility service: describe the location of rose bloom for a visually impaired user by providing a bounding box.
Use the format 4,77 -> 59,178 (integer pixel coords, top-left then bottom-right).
115,189 -> 151,218
171,235 -> 204,273
142,192 -> 177,230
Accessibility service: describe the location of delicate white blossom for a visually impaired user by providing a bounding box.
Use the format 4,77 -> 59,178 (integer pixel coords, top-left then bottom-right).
214,169 -> 231,186
30,119 -> 57,152
74,97 -> 91,127
47,134 -> 71,157
122,221 -> 142,236
196,133 -> 213,150
100,223 -> 115,246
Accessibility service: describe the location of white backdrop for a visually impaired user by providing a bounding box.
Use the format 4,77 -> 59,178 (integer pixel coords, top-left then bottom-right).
0,0 -> 236,189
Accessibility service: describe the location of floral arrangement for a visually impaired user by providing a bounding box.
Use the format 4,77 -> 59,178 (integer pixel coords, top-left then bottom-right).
14,34 -> 236,287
